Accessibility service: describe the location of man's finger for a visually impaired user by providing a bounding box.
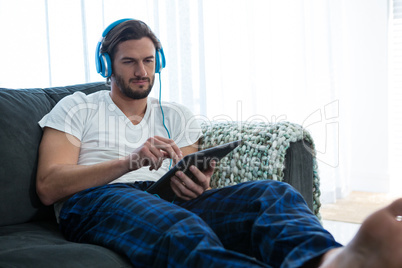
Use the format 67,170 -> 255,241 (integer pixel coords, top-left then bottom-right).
152,136 -> 183,162
170,176 -> 198,200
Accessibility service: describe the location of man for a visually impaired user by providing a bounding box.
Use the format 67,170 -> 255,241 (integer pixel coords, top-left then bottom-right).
37,19 -> 402,267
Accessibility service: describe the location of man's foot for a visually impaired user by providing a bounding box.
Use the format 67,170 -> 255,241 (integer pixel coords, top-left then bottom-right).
319,198 -> 402,268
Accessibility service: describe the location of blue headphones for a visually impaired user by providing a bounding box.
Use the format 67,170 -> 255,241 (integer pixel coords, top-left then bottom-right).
95,18 -> 166,78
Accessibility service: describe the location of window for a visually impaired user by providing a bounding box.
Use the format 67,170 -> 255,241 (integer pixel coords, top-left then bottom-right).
389,0 -> 402,194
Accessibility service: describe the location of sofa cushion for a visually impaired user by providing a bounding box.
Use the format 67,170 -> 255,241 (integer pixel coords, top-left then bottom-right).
0,88 -> 54,226
0,221 -> 131,267
0,82 -> 109,226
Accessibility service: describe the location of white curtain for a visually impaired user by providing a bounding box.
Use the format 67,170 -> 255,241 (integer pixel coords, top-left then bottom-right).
389,0 -> 402,195
0,0 -> 393,202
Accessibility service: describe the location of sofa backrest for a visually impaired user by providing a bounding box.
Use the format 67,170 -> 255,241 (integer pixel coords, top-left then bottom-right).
0,82 -> 109,226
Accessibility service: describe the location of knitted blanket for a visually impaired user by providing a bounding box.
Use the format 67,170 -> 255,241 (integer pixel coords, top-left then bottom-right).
200,121 -> 321,217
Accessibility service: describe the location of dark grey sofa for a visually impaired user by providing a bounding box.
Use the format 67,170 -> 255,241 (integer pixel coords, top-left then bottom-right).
0,82 -> 319,267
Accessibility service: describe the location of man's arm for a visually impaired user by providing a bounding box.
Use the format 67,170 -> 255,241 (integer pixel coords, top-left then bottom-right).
36,127 -> 132,206
36,127 -> 182,206
180,140 -> 200,156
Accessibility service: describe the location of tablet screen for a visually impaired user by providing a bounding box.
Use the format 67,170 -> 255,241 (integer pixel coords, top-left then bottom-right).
146,139 -> 242,201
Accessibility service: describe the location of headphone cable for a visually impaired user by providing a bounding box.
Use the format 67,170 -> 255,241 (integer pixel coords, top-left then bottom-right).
158,73 -> 172,170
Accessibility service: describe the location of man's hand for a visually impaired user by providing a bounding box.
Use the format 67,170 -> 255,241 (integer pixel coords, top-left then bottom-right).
170,160 -> 216,201
127,136 -> 183,171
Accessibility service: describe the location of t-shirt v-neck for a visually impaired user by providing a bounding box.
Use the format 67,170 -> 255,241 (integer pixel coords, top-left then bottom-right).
104,92 -> 151,131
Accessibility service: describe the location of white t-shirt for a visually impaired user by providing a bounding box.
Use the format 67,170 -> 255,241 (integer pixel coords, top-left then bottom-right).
39,90 -> 203,183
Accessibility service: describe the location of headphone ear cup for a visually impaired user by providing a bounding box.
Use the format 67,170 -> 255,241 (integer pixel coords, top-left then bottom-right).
155,48 -> 166,74
95,41 -> 103,75
96,40 -> 112,78
100,53 -> 112,78
96,18 -> 132,78
155,51 -> 161,74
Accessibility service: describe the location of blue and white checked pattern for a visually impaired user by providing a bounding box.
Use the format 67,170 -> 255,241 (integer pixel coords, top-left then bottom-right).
59,180 -> 341,268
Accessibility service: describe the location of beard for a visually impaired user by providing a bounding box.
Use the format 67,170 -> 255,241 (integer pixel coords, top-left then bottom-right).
114,74 -> 155,100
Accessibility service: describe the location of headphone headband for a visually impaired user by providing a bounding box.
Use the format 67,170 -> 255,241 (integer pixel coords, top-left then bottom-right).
95,18 -> 166,78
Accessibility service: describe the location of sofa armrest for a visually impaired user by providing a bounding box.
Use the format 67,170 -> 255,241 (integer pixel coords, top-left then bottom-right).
200,121 -> 321,218
283,140 -> 314,211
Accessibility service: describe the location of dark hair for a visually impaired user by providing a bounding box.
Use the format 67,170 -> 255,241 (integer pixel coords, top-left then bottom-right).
101,19 -> 161,63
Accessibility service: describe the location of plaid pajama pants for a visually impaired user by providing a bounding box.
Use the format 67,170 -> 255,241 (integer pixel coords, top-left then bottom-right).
59,180 -> 341,268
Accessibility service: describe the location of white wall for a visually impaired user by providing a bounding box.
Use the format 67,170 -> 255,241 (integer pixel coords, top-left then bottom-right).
201,0 -> 392,203
338,0 -> 389,194
323,0 -> 390,201
293,0 -> 390,203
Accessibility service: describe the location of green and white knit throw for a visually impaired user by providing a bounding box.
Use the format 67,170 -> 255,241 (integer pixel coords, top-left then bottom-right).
200,121 -> 321,218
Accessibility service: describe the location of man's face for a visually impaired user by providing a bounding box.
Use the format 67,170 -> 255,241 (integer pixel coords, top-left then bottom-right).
111,37 -> 156,100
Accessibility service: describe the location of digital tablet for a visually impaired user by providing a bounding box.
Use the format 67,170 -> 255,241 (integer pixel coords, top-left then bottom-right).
146,139 -> 242,201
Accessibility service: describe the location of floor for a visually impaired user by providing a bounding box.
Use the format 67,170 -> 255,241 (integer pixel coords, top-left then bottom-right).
322,220 -> 361,245
320,191 -> 399,246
